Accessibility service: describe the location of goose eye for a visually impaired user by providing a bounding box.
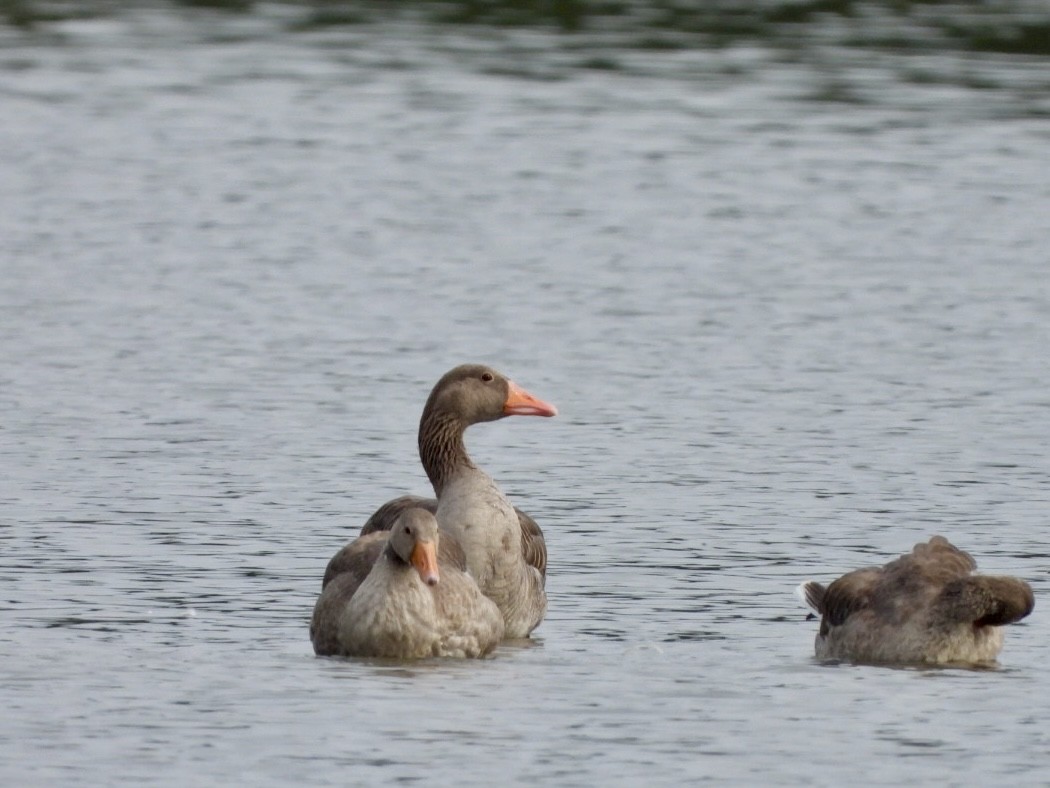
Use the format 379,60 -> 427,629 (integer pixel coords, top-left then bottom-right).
481,372 -> 494,382
403,527 -> 413,537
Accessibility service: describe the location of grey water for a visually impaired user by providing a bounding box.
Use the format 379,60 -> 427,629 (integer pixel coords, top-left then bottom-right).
2,3 -> 1050,785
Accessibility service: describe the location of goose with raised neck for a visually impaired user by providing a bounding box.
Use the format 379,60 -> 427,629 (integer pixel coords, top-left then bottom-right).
798,535 -> 1034,666
311,508 -> 504,659
360,364 -> 557,638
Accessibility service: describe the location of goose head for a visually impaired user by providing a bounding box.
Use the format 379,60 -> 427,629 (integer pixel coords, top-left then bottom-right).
388,508 -> 442,587
423,364 -> 558,425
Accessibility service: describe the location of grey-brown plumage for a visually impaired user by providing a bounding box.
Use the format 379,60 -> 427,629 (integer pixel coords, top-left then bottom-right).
323,507 -> 467,589
798,536 -> 1034,665
330,364 -> 556,640
311,509 -> 504,659
361,495 -> 547,579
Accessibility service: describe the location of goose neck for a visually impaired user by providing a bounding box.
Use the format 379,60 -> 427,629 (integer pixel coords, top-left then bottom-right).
418,410 -> 474,496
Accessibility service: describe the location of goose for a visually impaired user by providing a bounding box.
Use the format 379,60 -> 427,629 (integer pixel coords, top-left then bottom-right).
358,364 -> 557,639
798,535 -> 1034,665
311,508 -> 504,658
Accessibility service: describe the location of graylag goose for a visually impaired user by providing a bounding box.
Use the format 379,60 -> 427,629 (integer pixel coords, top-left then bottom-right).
356,364 -> 557,639
311,508 -> 504,658
798,536 -> 1034,666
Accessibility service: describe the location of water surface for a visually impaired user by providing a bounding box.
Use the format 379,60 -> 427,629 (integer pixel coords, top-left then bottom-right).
2,4 -> 1049,785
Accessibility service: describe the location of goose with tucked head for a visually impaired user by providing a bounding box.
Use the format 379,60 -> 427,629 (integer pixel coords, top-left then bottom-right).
357,364 -> 557,639
311,508 -> 504,659
798,536 -> 1034,666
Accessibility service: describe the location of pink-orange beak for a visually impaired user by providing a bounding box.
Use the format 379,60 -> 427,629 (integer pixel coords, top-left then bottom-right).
503,380 -> 558,417
410,541 -> 440,586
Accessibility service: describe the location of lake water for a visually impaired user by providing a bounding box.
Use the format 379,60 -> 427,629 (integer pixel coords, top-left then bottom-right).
2,3 -> 1049,785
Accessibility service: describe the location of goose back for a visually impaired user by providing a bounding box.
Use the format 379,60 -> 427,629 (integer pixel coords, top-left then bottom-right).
799,536 -> 1034,665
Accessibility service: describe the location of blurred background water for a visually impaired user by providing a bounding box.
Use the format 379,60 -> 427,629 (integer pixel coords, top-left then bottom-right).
1,1 -> 1049,785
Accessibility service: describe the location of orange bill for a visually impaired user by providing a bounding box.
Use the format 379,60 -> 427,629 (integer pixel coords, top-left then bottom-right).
410,541 -> 440,586
503,380 -> 558,417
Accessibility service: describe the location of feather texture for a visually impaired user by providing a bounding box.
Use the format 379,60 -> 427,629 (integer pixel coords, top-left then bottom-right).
800,536 -> 1034,665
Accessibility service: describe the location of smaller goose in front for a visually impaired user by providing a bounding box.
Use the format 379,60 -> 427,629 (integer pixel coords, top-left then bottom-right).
311,508 -> 504,659
798,535 -> 1034,666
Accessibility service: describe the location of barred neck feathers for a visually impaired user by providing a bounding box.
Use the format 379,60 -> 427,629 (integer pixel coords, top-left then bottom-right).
418,410 -> 474,496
